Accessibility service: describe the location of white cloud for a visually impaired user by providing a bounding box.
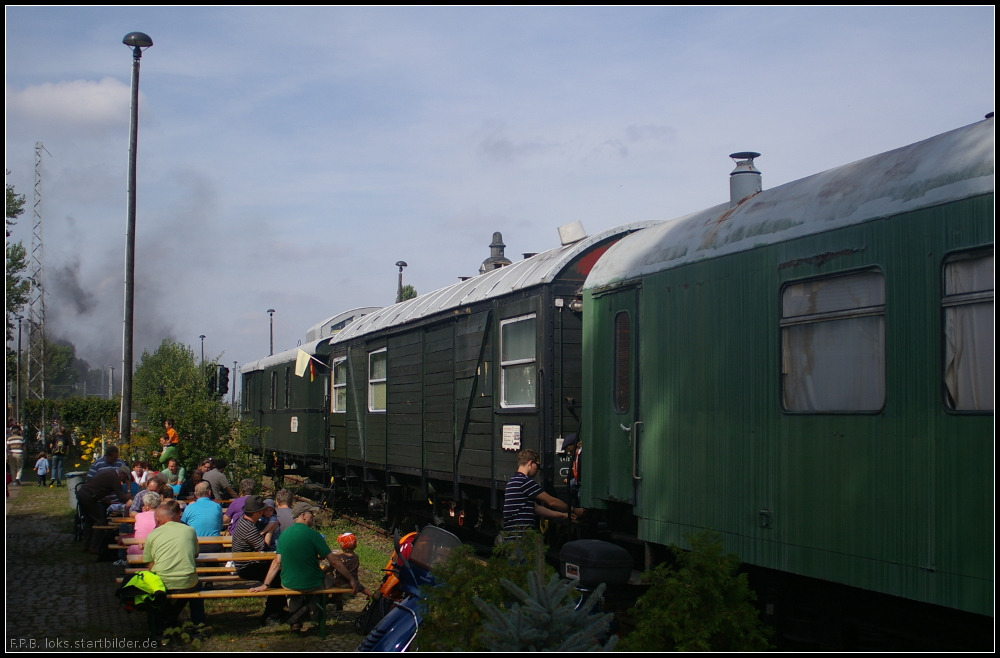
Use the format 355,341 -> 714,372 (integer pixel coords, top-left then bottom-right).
6,77 -> 136,134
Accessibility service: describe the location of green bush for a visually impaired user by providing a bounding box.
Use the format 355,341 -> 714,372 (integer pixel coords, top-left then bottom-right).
418,531 -> 555,651
475,570 -> 617,651
617,530 -> 773,651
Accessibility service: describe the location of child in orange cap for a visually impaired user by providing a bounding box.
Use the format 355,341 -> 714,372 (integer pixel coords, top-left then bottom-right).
327,531 -> 366,611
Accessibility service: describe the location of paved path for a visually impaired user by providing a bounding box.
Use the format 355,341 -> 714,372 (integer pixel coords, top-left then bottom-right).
5,485 -> 372,651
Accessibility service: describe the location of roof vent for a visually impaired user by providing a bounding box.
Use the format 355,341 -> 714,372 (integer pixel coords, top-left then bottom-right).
479,231 -> 512,274
522,252 -> 538,260
558,221 -> 587,246
729,152 -> 762,208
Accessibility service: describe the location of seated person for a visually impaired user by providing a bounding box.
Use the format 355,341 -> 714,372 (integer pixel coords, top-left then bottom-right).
178,469 -> 213,501
180,482 -> 223,537
152,418 -> 180,468
125,491 -> 162,555
258,499 -> 280,550
222,478 -> 257,531
202,457 -> 238,500
131,460 -> 150,487
231,496 -> 284,626
162,457 -> 185,487
143,501 -> 204,636
248,502 -> 370,633
129,478 -> 162,518
274,489 -> 295,532
328,532 -> 361,610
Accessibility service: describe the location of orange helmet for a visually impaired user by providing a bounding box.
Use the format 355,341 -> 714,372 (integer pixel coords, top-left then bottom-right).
337,532 -> 357,551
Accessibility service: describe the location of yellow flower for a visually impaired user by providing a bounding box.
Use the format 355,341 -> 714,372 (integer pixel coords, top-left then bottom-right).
74,463 -> 81,467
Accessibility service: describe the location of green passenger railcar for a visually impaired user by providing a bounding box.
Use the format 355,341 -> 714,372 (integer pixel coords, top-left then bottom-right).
324,222 -> 655,531
241,308 -> 381,470
581,118 -> 993,617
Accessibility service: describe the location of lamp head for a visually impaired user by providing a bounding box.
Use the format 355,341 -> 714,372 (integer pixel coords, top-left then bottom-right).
396,261 -> 407,272
123,32 -> 153,59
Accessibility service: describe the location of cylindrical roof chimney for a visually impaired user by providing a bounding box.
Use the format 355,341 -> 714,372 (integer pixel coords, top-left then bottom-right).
729,152 -> 761,208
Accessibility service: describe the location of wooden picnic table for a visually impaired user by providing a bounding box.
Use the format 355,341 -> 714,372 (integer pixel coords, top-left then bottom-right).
126,551 -> 276,565
124,566 -> 237,575
110,537 -> 232,550
119,536 -> 231,546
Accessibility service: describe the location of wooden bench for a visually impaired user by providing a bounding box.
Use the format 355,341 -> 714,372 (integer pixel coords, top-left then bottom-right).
166,587 -> 353,639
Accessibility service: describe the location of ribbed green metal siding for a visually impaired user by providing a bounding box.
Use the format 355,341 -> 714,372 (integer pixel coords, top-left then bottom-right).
583,194 -> 993,615
260,364 -> 328,456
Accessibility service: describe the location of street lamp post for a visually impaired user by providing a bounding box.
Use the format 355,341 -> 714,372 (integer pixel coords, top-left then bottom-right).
232,360 -> 238,411
267,309 -> 275,356
395,261 -> 408,303
199,335 -> 206,366
109,366 -> 114,400
119,31 -> 153,446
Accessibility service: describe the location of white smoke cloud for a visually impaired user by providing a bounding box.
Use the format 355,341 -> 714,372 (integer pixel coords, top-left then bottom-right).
6,77 -> 139,135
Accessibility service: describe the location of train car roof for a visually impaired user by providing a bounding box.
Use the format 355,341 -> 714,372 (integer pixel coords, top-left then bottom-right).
330,220 -> 661,344
305,306 -> 384,343
585,117 -> 994,290
240,337 -> 330,374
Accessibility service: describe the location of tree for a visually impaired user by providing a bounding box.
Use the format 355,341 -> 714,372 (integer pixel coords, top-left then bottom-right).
401,284 -> 417,301
618,530 -> 773,651
475,571 -> 617,651
132,339 -> 263,480
6,178 -> 30,410
6,179 -> 29,343
419,531 -> 556,651
45,337 -> 80,399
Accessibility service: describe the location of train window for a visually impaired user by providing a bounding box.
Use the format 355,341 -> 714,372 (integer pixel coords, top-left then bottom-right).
331,357 -> 347,413
284,367 -> 291,408
368,348 -> 387,412
613,311 -> 630,413
500,314 -> 537,408
270,371 -> 277,409
943,252 -> 993,411
781,270 -> 885,412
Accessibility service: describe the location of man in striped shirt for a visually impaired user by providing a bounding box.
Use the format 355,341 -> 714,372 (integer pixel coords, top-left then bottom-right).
6,425 -> 25,485
502,449 -> 583,536
231,495 -> 285,625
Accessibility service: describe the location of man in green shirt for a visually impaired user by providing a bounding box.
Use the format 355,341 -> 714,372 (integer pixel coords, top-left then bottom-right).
143,501 -> 205,635
249,502 -> 369,632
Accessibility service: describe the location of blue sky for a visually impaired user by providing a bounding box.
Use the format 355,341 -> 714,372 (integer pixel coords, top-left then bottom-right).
5,7 -> 994,378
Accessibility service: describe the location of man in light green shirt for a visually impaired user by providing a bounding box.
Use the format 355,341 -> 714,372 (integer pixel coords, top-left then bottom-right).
143,501 -> 204,634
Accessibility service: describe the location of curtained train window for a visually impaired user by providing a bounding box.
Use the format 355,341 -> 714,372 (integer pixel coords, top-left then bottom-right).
613,311 -> 631,413
943,252 -> 993,411
500,314 -> 537,408
331,357 -> 347,413
368,348 -> 387,412
781,269 -> 885,412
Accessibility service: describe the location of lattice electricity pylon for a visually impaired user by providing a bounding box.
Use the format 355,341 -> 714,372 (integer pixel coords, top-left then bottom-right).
26,142 -> 49,446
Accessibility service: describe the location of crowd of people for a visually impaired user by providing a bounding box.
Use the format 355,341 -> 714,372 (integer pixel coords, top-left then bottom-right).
6,419 -> 370,639
9,419 -> 587,639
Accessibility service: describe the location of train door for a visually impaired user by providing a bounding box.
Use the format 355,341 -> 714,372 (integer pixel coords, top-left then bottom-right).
595,285 -> 642,505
